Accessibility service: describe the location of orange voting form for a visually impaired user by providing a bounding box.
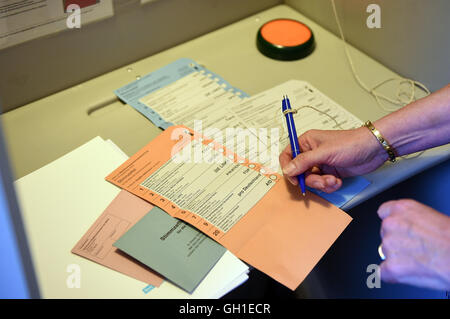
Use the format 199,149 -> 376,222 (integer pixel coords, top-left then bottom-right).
106,126 -> 352,290
72,190 -> 164,287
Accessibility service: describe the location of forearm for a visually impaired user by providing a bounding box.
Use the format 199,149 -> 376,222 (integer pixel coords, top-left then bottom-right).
374,84 -> 450,157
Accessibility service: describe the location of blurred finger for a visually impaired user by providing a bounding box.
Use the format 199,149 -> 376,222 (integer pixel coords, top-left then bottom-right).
380,261 -> 398,283
287,175 -> 298,186
305,174 -> 342,193
305,174 -> 326,190
380,234 -> 398,260
377,201 -> 398,219
321,177 -> 343,193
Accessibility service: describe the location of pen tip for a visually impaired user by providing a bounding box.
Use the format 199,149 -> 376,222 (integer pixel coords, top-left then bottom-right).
302,192 -> 306,197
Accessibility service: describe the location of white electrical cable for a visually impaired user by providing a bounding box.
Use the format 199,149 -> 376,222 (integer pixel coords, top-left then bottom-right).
330,0 -> 430,112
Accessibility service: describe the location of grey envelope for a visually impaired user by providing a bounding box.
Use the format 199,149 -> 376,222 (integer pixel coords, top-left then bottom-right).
114,206 -> 226,293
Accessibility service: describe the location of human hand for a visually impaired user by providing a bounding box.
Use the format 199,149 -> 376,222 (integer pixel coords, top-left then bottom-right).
378,199 -> 450,291
279,127 -> 387,193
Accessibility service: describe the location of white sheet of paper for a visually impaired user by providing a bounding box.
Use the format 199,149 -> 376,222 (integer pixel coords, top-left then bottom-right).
230,80 -> 362,145
15,137 -> 248,298
105,138 -> 129,158
139,77 -> 362,173
213,272 -> 249,299
229,80 -> 363,172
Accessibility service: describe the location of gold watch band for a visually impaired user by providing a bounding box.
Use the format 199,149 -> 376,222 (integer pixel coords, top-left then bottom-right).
362,121 -> 397,163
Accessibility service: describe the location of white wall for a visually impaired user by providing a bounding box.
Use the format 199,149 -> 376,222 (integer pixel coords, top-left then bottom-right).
285,0 -> 450,92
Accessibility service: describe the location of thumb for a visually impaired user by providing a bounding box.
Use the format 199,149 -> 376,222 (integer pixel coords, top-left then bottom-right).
282,149 -> 326,176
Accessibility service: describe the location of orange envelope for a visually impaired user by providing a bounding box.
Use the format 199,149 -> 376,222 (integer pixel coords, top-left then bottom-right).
72,190 -> 164,287
106,125 -> 352,290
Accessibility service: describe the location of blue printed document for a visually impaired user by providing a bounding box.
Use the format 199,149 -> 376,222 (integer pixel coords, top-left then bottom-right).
114,58 -> 248,129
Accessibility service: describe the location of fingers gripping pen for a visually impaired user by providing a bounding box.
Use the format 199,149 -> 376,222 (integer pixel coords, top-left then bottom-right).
282,95 -> 306,196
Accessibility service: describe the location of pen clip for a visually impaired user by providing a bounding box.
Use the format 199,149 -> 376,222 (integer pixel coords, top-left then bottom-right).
282,95 -> 298,115
282,109 -> 297,115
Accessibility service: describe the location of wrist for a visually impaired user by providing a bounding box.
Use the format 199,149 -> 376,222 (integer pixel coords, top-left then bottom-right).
356,126 -> 390,162
372,86 -> 450,156
362,121 -> 397,162
373,117 -> 415,157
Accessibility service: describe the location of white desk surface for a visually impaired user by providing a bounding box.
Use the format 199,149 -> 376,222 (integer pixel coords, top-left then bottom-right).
2,4 -> 449,210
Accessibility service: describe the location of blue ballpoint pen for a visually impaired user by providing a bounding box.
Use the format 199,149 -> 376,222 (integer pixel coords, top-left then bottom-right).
282,95 -> 306,196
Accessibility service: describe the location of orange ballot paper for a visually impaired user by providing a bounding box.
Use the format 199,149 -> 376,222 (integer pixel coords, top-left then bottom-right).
106,126 -> 352,290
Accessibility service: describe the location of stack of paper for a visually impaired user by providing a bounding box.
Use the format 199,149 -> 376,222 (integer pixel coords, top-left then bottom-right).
114,203 -> 226,293
14,59 -> 374,298
73,188 -> 229,293
15,137 -> 249,298
105,125 -> 353,290
116,60 -> 369,208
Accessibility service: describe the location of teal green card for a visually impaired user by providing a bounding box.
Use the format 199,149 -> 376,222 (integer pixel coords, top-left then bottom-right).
113,206 -> 226,293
